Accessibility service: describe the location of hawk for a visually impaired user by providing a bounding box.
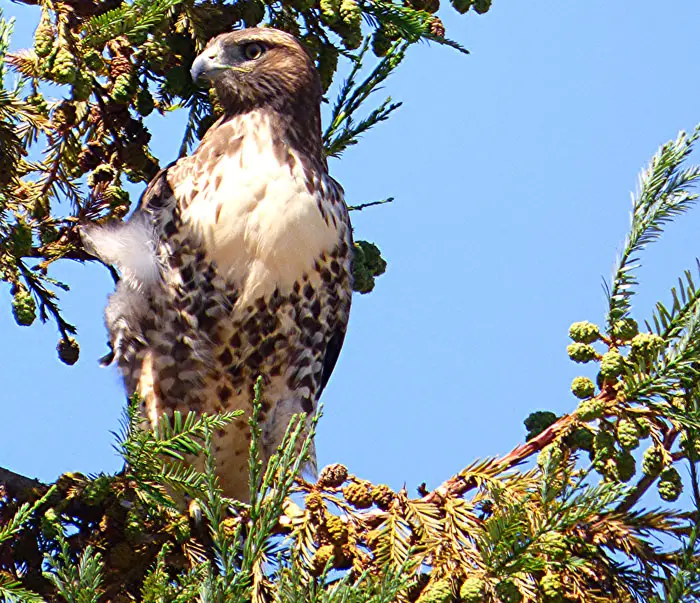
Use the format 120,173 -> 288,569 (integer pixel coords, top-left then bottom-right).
82,28 -> 353,501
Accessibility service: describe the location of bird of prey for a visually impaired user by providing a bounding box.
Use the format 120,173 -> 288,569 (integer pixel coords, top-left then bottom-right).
82,27 -> 353,501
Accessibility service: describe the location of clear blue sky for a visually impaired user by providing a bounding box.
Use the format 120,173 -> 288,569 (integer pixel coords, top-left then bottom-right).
3,1 -> 700,500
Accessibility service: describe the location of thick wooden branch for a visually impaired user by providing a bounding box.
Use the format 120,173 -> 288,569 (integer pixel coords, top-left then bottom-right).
0,467 -> 48,501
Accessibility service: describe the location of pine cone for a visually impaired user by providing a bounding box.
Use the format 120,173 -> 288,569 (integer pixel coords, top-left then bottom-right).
77,147 -> 102,172
425,0 -> 440,13
305,492 -> 324,513
617,418 -> 641,450
371,484 -> 395,510
317,44 -> 339,93
52,101 -> 77,131
311,544 -> 334,575
571,376 -> 595,399
317,463 -> 349,488
429,16 -> 445,37
642,446 -> 664,476
320,0 -> 340,23
72,72 -> 92,102
658,467 -> 683,502
51,47 -> 77,84
323,513 -> 348,544
57,337 -> 80,365
567,342 -> 597,363
339,0 -> 361,28
109,54 -> 133,80
459,578 -> 485,603
34,13 -> 54,58
111,73 -> 136,103
342,480 -> 373,509
241,0 -> 266,27
12,289 -> 36,327
135,88 -> 155,116
88,164 -> 116,187
450,0 -> 472,14
371,30 -> 392,57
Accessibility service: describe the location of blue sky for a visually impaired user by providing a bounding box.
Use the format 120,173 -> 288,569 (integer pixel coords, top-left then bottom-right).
3,1 -> 700,502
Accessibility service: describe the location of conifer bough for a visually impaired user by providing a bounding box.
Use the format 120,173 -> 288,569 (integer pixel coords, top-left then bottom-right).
3,2 -> 700,603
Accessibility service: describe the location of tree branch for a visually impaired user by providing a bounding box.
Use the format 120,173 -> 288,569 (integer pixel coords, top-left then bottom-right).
0,466 -> 48,501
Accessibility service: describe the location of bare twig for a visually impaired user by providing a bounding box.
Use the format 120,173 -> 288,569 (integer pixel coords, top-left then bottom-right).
348,198 -> 394,212
424,411 -> 579,504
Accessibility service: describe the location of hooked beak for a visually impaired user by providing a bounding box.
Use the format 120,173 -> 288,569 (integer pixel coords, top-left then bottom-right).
190,46 -> 227,84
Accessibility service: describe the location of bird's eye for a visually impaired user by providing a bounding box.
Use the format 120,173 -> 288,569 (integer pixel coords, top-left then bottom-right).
243,43 -> 265,61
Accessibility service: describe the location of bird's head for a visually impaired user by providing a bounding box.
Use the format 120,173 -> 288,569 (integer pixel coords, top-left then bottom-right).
190,28 -> 321,115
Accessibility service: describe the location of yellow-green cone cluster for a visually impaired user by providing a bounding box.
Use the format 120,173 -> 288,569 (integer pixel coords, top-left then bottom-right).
629,332 -> 665,362
459,577 -> 485,603
311,544 -> 334,574
599,349 -> 626,379
593,429 -> 615,474
569,320 -> 600,343
83,49 -> 105,72
658,467 -> 682,502
71,72 -> 92,102
571,376 -> 595,399
88,164 -> 117,187
576,398 -> 605,421
339,0 -> 361,28
12,220 -> 33,257
324,513 -> 348,544
12,289 -> 36,326
567,342 -> 597,363
34,12 -> 54,58
317,44 -> 339,92
320,0 -> 341,23
616,418 -> 641,450
81,475 -> 111,506
343,480 -> 373,508
612,450 -> 636,483
495,579 -> 522,603
540,571 -> 562,599
680,431 -> 700,460
636,417 -> 651,438
352,240 -> 387,294
112,73 -> 137,103
416,579 -> 452,603
450,0 -> 472,14
612,317 -> 638,341
51,47 -> 77,84
642,446 -> 664,476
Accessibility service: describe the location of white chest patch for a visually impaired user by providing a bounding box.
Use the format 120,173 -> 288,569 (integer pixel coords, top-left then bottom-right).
175,112 -> 342,303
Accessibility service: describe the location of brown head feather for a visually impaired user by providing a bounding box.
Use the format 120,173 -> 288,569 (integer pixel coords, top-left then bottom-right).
194,28 -> 322,158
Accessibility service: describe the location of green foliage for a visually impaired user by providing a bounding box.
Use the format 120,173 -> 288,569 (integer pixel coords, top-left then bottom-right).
606,127 -> 700,328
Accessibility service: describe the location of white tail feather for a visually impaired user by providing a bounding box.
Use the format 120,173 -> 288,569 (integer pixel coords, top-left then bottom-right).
80,214 -> 160,288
